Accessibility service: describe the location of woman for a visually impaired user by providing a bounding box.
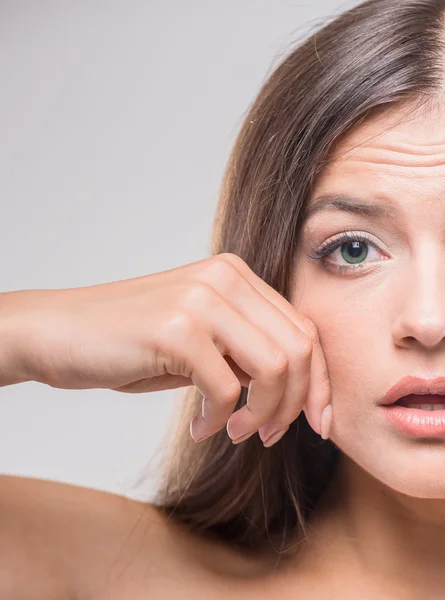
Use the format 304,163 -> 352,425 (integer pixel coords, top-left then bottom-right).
2,0 -> 445,597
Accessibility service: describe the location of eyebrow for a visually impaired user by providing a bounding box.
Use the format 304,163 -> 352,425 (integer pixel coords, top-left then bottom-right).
303,194 -> 400,222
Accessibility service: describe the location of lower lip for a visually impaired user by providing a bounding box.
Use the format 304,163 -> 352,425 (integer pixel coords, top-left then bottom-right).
382,395 -> 445,438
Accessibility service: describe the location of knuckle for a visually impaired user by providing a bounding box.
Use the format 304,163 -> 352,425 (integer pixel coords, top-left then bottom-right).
217,252 -> 247,270
161,310 -> 196,342
206,255 -> 240,289
218,379 -> 242,406
267,351 -> 289,378
299,316 -> 319,342
179,282 -> 218,311
296,334 -> 313,359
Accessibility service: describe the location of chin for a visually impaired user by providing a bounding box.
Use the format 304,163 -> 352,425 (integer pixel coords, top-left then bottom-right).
331,416 -> 445,499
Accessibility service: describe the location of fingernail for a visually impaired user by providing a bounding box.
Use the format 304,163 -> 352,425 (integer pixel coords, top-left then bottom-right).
190,415 -> 212,443
263,427 -> 288,448
226,419 -> 250,441
320,404 -> 332,440
258,423 -> 279,443
231,431 -> 255,445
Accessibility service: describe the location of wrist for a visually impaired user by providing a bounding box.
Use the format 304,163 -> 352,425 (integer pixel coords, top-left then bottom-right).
0,290 -> 36,386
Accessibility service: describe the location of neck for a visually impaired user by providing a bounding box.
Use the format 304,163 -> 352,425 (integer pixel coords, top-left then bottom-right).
295,453 -> 445,597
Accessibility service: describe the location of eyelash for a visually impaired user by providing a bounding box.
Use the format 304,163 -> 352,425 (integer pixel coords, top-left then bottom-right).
306,230 -> 381,276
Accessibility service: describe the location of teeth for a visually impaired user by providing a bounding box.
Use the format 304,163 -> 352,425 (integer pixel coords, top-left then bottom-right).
403,404 -> 445,410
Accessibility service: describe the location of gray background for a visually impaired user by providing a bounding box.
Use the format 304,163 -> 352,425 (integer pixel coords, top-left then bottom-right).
0,0 -> 360,500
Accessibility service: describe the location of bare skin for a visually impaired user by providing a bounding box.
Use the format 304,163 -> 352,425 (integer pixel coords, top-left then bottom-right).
288,95 -> 445,599
0,467 -> 421,600
0,219 -> 331,592
0,474 -> 314,600
4,89 -> 445,600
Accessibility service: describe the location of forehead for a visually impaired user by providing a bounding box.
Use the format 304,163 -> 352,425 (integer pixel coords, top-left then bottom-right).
316,99 -> 445,192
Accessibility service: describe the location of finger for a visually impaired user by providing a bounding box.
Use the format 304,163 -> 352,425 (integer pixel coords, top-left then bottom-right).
146,300 -> 287,441
257,336 -> 312,443
303,326 -> 331,435
223,356 -> 251,388
112,373 -> 193,393
209,254 -> 331,433
259,324 -> 331,439
188,293 -> 288,439
225,319 -> 312,442
158,321 -> 243,442
191,254 -> 329,436
112,357 -> 251,393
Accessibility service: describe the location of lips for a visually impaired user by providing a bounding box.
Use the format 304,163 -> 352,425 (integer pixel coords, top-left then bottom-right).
395,394 -> 445,406
381,376 -> 445,405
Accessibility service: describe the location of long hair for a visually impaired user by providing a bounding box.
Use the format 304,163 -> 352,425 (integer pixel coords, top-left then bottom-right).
145,0 -> 445,556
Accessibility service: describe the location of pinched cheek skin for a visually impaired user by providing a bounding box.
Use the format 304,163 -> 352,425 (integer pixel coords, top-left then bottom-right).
309,316 -> 384,454
292,273 -> 384,421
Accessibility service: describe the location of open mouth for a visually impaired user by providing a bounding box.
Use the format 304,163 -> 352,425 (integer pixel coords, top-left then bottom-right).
382,388 -> 445,437
394,394 -> 445,410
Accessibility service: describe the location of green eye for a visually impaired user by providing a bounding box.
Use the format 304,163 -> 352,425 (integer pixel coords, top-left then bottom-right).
306,230 -> 383,277
340,241 -> 369,264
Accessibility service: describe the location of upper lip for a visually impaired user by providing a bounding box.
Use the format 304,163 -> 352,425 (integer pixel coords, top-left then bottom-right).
382,376 -> 445,405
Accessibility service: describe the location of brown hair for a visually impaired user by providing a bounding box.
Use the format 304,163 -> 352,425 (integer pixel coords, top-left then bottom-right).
143,0 -> 445,556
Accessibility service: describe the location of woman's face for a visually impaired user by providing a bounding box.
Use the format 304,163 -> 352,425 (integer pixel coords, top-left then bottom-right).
293,100 -> 445,498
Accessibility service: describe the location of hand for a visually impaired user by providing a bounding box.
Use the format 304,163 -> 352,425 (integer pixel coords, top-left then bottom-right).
11,253 -> 332,446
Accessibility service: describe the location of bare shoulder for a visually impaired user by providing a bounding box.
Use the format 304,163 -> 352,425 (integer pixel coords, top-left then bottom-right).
0,474 -> 304,599
0,474 -> 171,599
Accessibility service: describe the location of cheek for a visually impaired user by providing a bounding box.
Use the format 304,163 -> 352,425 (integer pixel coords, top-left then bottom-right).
292,281 -> 381,423
290,269 -> 445,498
309,311 -> 375,415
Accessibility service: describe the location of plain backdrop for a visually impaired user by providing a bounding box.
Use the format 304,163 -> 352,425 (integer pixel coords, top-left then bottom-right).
0,0 -> 361,501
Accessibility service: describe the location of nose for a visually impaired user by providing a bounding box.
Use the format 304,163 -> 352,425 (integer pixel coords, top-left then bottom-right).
392,246 -> 445,350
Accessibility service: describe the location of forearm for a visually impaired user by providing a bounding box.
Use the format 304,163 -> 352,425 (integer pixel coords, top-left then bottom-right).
0,291 -> 34,387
